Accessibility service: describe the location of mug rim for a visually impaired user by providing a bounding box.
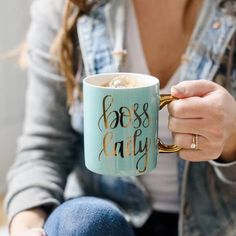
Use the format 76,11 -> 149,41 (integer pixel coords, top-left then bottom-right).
83,72 -> 159,90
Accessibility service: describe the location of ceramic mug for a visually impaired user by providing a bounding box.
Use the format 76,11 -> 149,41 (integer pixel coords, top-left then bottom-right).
83,73 -> 180,176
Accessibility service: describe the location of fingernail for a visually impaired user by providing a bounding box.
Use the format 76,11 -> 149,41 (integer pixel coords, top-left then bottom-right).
40,229 -> 46,236
171,85 -> 185,94
31,228 -> 46,236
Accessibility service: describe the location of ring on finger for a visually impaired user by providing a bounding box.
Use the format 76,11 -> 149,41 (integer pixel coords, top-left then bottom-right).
190,134 -> 199,150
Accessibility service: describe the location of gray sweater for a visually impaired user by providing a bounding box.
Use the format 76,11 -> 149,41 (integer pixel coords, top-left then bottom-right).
5,0 -> 78,222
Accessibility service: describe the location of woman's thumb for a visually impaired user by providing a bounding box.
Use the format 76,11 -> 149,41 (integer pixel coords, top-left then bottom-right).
171,80 -> 216,98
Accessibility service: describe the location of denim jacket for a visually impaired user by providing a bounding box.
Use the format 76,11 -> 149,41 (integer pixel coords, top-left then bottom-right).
5,0 -> 236,235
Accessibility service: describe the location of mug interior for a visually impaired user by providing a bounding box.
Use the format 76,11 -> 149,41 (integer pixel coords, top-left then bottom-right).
84,73 -> 159,89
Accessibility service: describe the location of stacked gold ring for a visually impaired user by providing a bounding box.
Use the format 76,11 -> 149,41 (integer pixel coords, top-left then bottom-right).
190,134 -> 199,150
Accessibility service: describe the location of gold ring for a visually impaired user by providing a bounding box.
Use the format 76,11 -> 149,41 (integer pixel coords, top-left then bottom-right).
190,134 -> 198,150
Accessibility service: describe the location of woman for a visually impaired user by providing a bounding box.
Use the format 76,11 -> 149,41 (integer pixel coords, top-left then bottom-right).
5,0 -> 236,235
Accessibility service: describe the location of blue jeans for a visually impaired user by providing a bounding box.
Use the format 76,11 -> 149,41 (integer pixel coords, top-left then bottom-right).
44,197 -> 135,236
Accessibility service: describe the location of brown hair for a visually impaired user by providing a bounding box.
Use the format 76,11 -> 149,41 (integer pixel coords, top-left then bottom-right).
52,0 -> 95,105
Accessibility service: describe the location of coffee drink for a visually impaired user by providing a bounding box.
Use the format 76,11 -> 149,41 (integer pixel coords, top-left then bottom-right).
102,75 -> 145,88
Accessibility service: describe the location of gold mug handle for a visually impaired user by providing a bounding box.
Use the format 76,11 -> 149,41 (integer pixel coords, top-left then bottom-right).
158,94 -> 181,153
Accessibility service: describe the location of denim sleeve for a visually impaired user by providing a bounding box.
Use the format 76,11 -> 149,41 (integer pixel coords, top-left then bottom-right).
4,0 -> 78,223
209,160 -> 236,184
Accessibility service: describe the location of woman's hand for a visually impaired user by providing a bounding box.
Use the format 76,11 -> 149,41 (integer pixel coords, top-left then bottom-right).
10,208 -> 47,236
168,80 -> 236,162
11,228 -> 46,236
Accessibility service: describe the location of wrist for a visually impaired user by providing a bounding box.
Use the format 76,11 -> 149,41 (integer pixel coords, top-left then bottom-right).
220,151 -> 236,162
220,145 -> 236,162
220,134 -> 236,162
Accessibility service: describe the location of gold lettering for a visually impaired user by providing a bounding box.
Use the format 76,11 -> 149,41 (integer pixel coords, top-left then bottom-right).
136,138 -> 151,173
97,96 -> 152,173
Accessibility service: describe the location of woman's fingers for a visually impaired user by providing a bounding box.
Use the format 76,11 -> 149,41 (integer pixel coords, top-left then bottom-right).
168,96 -> 206,119
14,228 -> 46,236
168,116 -> 203,135
168,116 -> 223,140
166,80 -> 236,162
177,149 -> 220,162
172,133 -> 223,161
173,133 -> 205,150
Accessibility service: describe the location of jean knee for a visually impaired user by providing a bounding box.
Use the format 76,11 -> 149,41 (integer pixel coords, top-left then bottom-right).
44,196 -> 135,236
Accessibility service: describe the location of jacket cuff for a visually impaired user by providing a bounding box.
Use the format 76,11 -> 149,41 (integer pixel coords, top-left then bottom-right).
209,160 -> 236,184
4,187 -> 60,224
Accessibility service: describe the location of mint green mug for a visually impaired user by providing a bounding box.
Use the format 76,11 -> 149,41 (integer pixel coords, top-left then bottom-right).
83,73 -> 180,176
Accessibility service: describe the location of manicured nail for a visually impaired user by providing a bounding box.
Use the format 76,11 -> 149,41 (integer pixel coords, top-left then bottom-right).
171,85 -> 185,94
31,228 -> 46,236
